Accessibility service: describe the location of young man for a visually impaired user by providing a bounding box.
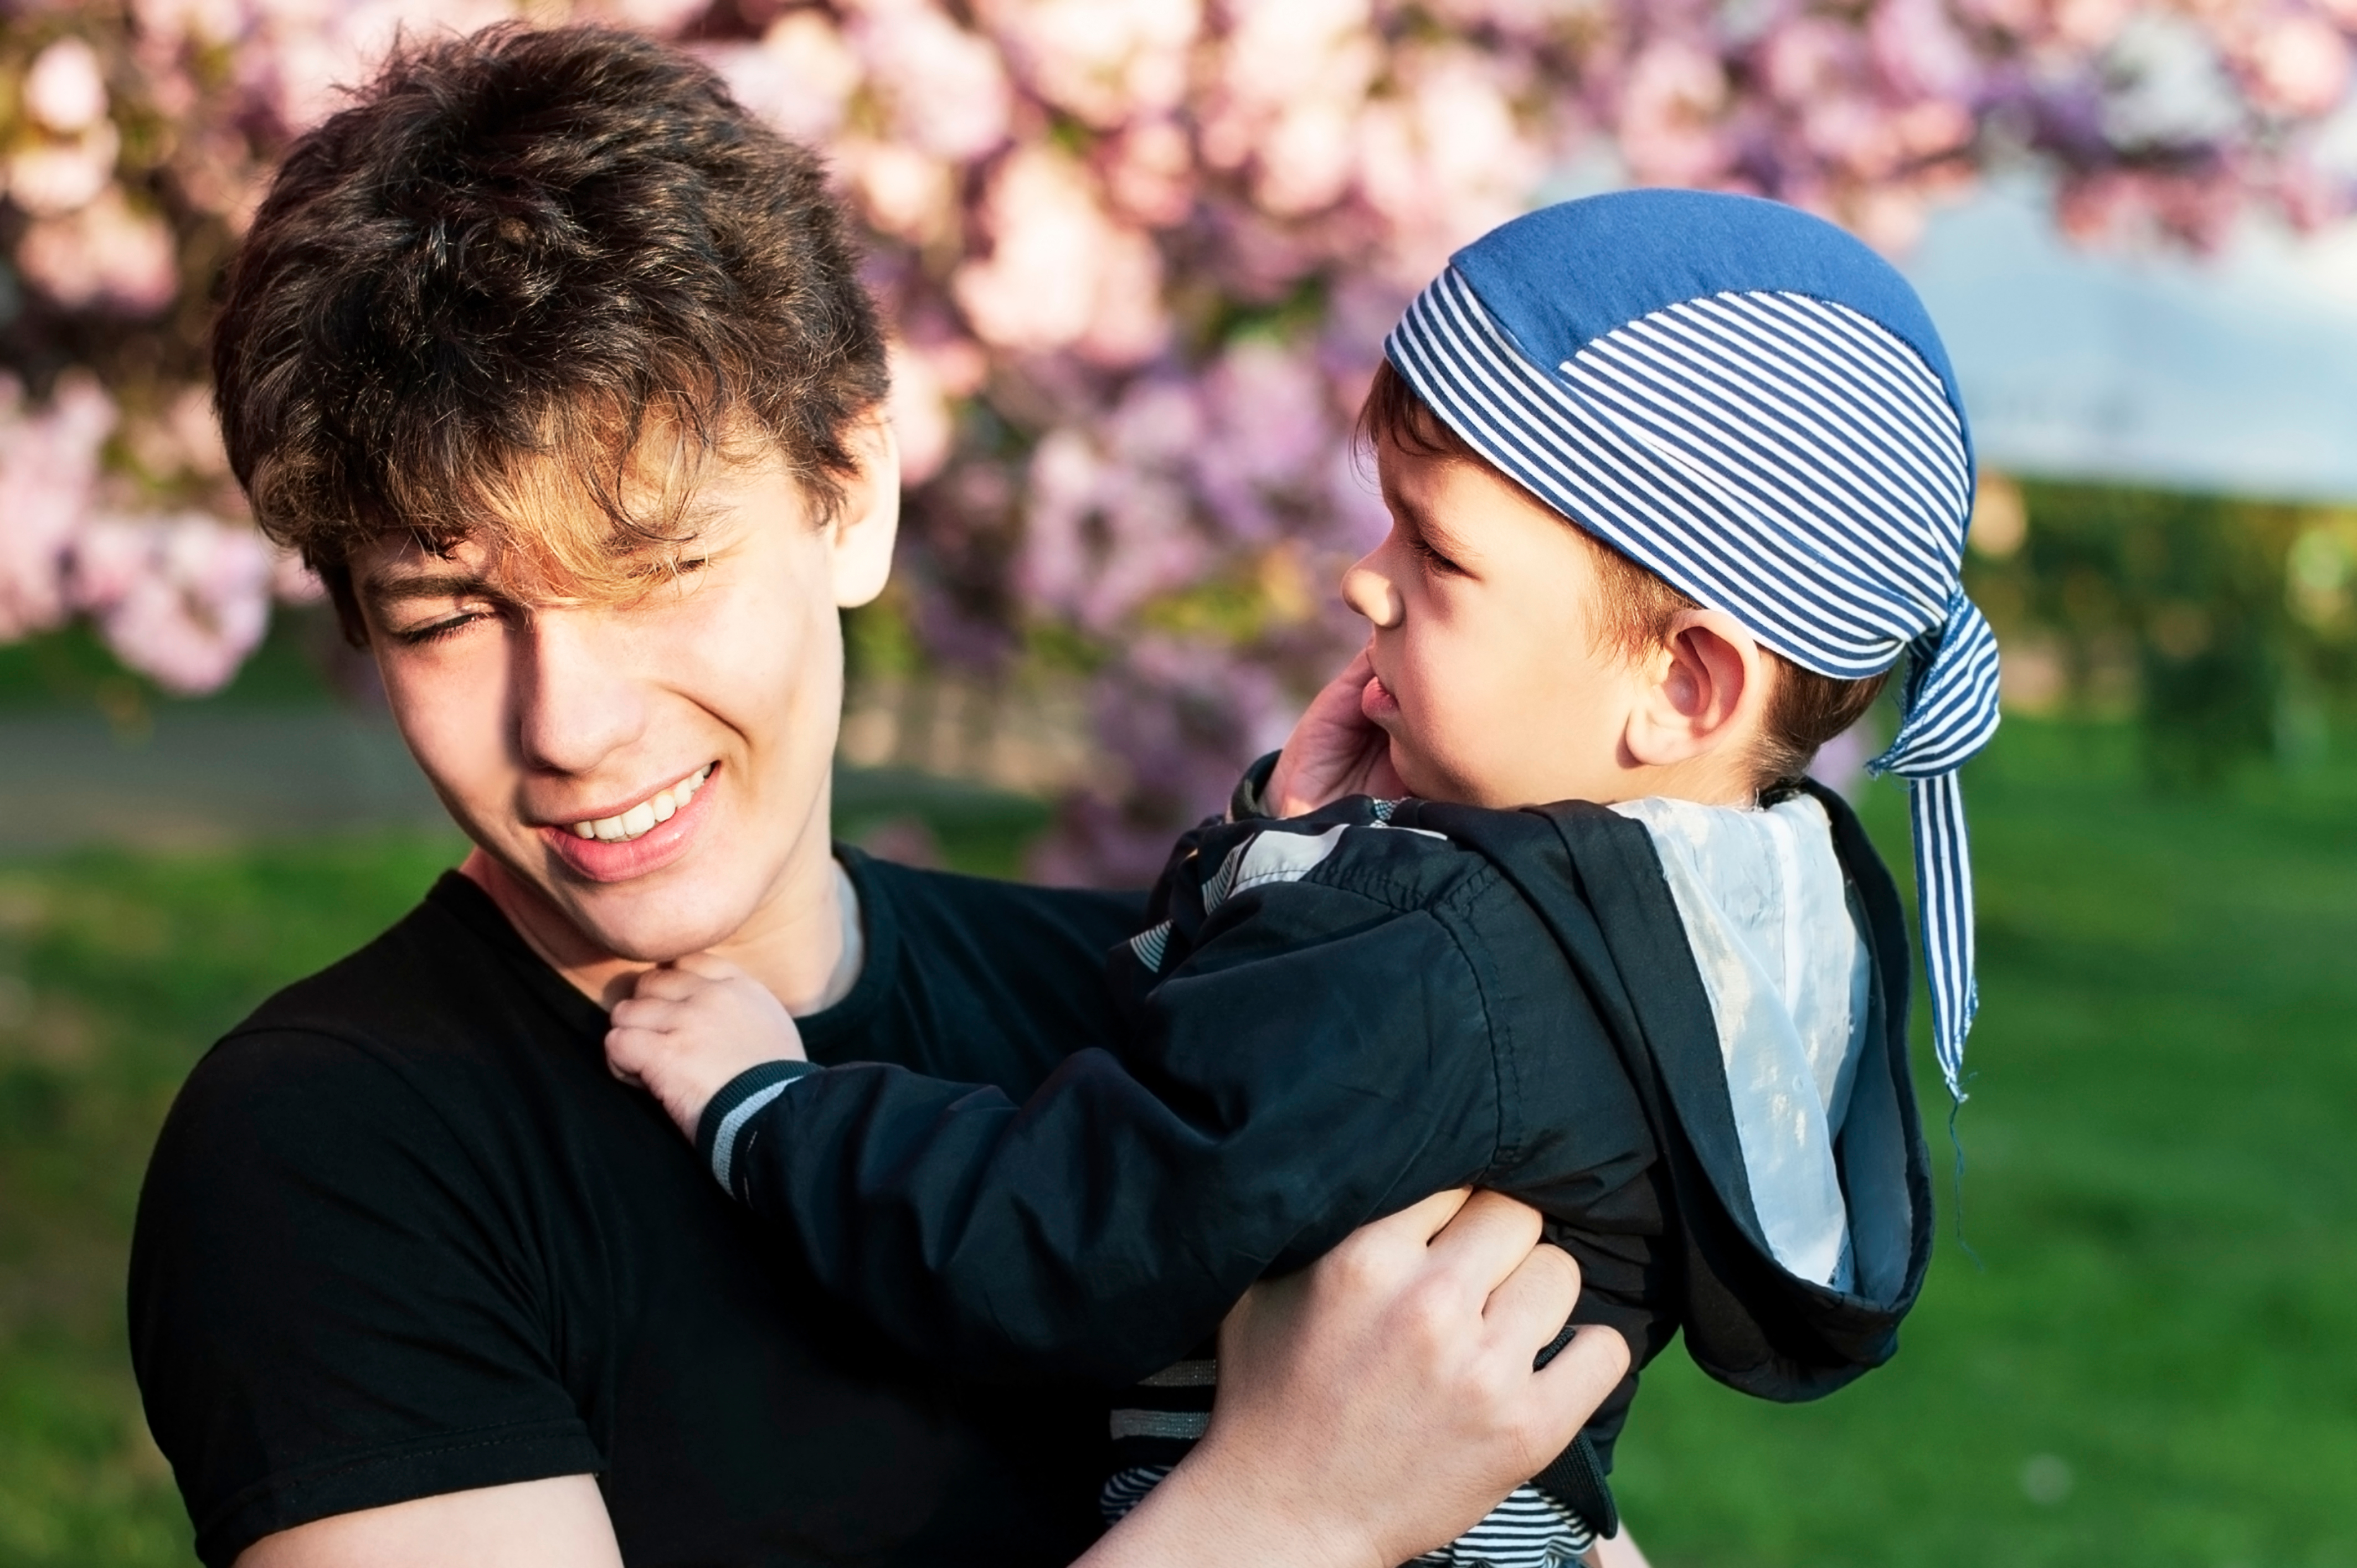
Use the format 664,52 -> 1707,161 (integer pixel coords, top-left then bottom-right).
125,27 -> 1625,1567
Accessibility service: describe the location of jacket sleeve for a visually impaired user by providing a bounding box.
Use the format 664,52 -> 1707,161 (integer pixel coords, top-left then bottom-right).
706,860 -> 1509,1387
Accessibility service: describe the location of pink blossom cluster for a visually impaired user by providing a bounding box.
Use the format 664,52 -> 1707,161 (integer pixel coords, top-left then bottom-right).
4,2 -> 2355,864
0,372 -> 286,690
701,0 -> 2357,872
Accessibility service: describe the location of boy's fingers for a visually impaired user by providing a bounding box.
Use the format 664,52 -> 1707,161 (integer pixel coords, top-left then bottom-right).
604,1027 -> 654,1078
1480,1241 -> 1581,1353
607,997 -> 676,1030
1312,646 -> 1376,713
1422,1189 -> 1546,1299
670,953 -> 747,982
630,967 -> 707,1002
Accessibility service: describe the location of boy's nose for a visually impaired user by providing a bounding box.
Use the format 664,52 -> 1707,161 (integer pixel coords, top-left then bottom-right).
1342,557 -> 1404,629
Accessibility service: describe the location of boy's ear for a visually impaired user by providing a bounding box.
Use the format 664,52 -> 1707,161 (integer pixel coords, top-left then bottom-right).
1623,608 -> 1766,767
829,410 -> 901,610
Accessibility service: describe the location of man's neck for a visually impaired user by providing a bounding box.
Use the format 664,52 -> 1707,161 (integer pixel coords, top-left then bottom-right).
461,790 -> 863,1015
713,852 -> 866,1018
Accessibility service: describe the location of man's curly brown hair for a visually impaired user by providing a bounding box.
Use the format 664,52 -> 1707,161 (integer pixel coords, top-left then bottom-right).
213,24 -> 889,638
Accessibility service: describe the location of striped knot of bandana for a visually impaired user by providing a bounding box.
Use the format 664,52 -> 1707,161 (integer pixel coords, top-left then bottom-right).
1385,189 -> 1999,1101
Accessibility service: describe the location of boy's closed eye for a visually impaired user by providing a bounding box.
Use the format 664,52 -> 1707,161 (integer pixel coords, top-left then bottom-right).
1402,509 -> 1476,578
1381,482 -> 1475,579
1409,530 -> 1463,575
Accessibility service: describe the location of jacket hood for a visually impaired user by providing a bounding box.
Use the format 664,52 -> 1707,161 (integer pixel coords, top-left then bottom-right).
1404,782 -> 1934,1404
1610,794 -> 1872,1293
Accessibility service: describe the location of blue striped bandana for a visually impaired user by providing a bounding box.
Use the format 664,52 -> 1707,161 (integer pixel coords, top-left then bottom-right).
1385,189 -> 1999,1101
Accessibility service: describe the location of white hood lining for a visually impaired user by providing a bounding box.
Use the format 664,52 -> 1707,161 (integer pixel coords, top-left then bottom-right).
1612,793 -> 1872,1290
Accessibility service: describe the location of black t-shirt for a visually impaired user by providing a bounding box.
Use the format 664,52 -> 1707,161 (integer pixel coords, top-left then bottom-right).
128,853 -> 1145,1568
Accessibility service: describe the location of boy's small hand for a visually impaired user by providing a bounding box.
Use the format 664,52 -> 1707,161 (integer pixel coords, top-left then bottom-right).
1267,646 -> 1410,817
606,955 -> 807,1142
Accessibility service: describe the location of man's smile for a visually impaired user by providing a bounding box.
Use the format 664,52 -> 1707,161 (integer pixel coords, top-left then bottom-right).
539,762 -> 722,882
560,762 -> 716,843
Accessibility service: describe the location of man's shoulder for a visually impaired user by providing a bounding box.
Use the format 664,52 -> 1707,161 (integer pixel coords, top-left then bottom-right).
847,847 -> 1148,973
803,850 -> 1148,1085
854,848 -> 1146,924
236,870 -> 556,1041
180,871 -> 586,1145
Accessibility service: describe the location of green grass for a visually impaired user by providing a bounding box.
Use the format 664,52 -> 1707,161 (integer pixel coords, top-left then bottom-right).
1616,725 -> 2357,1568
1,724 -> 2353,1565
0,832 -> 471,1565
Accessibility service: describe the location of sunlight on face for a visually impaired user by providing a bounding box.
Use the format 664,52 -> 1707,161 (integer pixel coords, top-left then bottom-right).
1343,437 -> 1653,809
357,446 -> 860,974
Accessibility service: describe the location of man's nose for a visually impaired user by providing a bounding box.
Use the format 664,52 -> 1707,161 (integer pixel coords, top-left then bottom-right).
512,609 -> 650,776
1342,554 -> 1404,629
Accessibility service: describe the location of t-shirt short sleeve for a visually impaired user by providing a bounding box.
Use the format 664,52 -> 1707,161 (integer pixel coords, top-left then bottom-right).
130,1027 -> 602,1566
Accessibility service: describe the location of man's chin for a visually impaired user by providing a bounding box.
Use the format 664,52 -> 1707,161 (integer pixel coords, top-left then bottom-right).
557,883 -> 759,966
468,845 -> 759,968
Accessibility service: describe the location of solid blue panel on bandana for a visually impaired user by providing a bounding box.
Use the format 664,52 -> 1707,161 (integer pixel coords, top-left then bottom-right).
1448,189 -> 1973,478
1382,188 -> 2000,1102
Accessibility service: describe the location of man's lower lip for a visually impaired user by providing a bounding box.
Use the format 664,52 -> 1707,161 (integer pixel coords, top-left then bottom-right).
540,767 -> 718,883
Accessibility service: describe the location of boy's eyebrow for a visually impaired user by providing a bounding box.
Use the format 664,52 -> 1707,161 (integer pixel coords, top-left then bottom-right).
1380,475 -> 1478,560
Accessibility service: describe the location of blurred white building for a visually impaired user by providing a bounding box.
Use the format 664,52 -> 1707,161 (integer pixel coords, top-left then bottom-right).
1908,183 -> 2357,504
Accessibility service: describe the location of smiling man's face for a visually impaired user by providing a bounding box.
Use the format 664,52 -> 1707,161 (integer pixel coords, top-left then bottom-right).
354,425 -> 897,996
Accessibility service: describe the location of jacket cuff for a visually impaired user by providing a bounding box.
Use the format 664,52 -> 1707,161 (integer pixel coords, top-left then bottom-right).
1229,751 -> 1283,822
695,1060 -> 822,1200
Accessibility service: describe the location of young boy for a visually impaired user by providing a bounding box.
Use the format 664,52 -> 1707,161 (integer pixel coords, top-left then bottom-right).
609,189 -> 2000,1564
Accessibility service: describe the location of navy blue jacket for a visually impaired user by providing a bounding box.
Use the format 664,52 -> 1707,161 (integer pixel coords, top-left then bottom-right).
702,770 -> 1934,1492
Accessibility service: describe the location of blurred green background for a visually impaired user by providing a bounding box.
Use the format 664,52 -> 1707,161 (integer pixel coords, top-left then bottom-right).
3,480 -> 2356,1567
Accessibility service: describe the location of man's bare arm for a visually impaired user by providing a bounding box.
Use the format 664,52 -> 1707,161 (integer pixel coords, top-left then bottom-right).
231,1192 -> 1622,1568
233,1474 -> 621,1568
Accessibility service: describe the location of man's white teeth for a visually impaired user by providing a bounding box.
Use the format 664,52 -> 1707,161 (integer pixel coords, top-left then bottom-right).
571,765 -> 711,844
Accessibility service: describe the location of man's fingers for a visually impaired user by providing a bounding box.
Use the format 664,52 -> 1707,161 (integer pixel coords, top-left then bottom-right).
1422,1189 -> 1546,1298
1480,1241 -> 1581,1354
1340,1188 -> 1473,1263
1530,1324 -> 1629,1435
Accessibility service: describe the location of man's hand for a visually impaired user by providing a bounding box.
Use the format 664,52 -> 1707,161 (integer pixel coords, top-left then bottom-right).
1264,646 -> 1409,818
1084,1189 -> 1629,1568
605,956 -> 807,1140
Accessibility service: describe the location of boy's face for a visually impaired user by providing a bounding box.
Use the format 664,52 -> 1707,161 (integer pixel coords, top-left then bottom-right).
353,430 -> 894,978
1345,436 -> 1651,809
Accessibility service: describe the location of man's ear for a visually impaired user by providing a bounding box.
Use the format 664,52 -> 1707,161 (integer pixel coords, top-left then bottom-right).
1623,609 -> 1766,767
829,411 -> 900,610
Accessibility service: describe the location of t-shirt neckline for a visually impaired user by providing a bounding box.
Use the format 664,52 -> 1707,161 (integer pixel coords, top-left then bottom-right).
422,849 -> 905,1061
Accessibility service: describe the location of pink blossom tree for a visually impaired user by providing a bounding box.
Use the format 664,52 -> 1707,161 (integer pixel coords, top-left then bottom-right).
4,0 -> 2354,869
